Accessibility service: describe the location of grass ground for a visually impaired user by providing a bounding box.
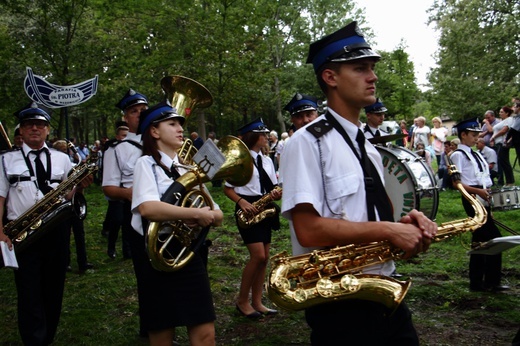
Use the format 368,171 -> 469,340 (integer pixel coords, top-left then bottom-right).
1,149 -> 519,345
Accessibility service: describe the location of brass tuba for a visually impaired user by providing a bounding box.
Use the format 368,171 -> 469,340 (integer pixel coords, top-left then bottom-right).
146,136 -> 253,272
267,161 -> 487,311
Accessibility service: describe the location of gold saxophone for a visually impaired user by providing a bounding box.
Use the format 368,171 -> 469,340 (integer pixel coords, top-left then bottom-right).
3,151 -> 97,257
236,186 -> 282,228
267,162 -> 487,311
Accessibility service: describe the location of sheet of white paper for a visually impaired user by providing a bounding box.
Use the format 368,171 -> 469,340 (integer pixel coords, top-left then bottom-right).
467,236 -> 520,255
1,241 -> 19,269
192,140 -> 225,180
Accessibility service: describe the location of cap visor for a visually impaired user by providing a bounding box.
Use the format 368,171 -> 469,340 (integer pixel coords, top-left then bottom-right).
330,48 -> 381,63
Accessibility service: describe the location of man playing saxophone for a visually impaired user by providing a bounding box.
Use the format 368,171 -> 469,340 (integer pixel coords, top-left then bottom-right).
0,103 -> 87,345
279,22 -> 437,345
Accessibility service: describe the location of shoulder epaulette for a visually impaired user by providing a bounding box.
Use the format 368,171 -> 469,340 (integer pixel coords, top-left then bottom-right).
306,119 -> 333,139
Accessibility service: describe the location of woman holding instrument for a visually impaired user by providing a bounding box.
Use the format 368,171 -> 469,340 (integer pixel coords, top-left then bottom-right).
130,101 -> 222,346
224,118 -> 281,319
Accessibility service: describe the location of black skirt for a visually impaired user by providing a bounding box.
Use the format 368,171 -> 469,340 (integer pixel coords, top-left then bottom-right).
235,194 -> 277,245
129,228 -> 215,332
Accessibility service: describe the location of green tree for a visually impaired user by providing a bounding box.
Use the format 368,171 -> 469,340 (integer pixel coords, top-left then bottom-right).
375,46 -> 420,123
428,0 -> 520,121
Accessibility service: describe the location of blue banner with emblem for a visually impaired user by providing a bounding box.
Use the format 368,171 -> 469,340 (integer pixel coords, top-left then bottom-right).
24,67 -> 98,108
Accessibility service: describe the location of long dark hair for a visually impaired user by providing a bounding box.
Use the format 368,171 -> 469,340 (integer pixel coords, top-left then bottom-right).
141,124 -> 172,174
241,131 -> 263,150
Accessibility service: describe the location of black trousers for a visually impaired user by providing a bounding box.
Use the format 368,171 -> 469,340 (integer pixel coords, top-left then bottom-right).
65,216 -> 88,269
462,196 -> 503,287
497,143 -> 515,185
305,300 -> 419,345
120,201 -> 134,258
13,225 -> 68,346
105,200 -> 126,255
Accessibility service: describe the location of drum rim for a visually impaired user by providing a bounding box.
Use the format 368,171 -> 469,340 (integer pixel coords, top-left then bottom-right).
376,144 -> 439,220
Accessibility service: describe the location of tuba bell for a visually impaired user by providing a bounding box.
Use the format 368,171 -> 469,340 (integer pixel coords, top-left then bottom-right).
161,75 -> 213,120
161,75 -> 213,164
146,136 -> 253,271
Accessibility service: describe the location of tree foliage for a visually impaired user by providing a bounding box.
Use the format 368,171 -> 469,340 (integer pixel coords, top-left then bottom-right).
428,0 -> 520,121
0,0 -> 432,143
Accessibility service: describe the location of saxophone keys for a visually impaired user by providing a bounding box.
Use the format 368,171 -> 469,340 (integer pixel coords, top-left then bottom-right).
293,288 -> 308,303
340,274 -> 360,293
316,278 -> 335,297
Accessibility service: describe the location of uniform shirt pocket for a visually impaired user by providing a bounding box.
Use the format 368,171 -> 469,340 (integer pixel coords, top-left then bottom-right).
325,172 -> 361,200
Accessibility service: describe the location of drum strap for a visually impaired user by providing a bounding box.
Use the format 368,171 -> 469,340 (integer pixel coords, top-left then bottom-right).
325,113 -> 394,222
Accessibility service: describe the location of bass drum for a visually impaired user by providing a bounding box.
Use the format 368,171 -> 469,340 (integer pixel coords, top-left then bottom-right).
376,145 -> 439,222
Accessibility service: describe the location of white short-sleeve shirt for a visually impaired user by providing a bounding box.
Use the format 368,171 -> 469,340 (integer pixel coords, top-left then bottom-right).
0,143 -> 72,221
450,144 -> 492,188
102,132 -> 142,188
280,110 -> 395,276
224,150 -> 278,196
131,151 -> 220,235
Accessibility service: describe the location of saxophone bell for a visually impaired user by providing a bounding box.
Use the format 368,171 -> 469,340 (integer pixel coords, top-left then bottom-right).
267,162 -> 487,311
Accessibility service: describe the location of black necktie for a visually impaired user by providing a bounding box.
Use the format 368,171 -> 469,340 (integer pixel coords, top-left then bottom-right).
256,155 -> 273,194
470,150 -> 483,172
170,164 -> 181,180
356,130 -> 369,169
374,129 -> 381,137
355,130 -> 393,222
33,149 -> 52,194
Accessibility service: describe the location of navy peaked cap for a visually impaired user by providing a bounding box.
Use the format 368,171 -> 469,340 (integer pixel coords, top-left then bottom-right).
306,21 -> 380,72
284,93 -> 319,116
237,117 -> 270,135
115,89 -> 148,111
138,101 -> 184,134
14,102 -> 51,123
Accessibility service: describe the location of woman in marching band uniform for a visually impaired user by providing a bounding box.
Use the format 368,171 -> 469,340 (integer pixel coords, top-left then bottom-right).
224,118 -> 282,319
130,102 -> 222,346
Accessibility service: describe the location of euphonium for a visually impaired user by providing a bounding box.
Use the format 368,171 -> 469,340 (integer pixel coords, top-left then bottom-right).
267,162 -> 487,311
146,136 -> 253,272
2,152 -> 97,259
236,186 -> 282,228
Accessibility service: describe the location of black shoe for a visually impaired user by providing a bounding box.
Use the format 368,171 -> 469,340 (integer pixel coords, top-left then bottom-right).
107,250 -> 116,259
235,304 -> 262,319
79,263 -> 94,272
259,308 -> 278,316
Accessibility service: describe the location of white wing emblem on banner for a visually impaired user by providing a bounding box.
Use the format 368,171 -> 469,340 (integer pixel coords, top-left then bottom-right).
24,67 -> 98,108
